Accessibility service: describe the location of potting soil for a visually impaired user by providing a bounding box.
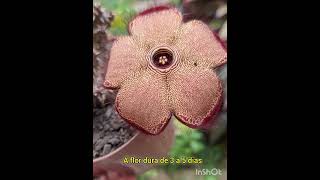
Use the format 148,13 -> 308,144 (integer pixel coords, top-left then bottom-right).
93,103 -> 136,159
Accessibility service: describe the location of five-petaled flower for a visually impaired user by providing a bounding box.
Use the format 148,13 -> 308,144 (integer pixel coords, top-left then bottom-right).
104,6 -> 227,135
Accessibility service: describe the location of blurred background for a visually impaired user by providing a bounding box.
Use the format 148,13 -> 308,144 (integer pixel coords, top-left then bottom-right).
93,0 -> 227,179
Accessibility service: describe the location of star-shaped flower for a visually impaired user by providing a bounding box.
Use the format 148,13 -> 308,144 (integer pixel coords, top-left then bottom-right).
104,6 -> 227,135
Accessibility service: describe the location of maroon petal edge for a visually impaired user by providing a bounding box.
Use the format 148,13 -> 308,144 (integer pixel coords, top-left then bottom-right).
127,5 -> 177,35
174,82 -> 224,130
138,5 -> 172,16
213,31 -> 227,51
115,99 -> 173,135
211,31 -> 227,70
103,80 -> 119,90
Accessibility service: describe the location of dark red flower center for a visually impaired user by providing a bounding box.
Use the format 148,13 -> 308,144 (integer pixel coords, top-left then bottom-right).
151,48 -> 174,69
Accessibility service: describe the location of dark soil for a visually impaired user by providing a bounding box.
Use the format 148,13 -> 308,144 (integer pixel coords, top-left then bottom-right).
93,103 -> 137,159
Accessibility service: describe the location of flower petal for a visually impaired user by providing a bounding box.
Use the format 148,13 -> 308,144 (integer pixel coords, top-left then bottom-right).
168,67 -> 223,128
129,8 -> 182,48
115,70 -> 171,135
175,20 -> 227,69
104,36 -> 146,89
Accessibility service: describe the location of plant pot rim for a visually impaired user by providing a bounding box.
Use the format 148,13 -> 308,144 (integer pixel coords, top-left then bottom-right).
93,131 -> 140,163
93,120 -> 175,177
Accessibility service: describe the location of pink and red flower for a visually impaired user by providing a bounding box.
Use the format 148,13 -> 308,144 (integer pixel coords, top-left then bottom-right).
104,7 -> 227,135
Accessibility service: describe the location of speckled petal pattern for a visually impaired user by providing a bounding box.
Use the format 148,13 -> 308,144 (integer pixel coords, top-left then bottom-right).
175,20 -> 227,69
168,66 -> 223,128
115,70 -> 171,135
104,36 -> 146,89
129,8 -> 182,49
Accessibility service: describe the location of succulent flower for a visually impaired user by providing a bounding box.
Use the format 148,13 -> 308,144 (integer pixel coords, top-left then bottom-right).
104,6 -> 227,135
